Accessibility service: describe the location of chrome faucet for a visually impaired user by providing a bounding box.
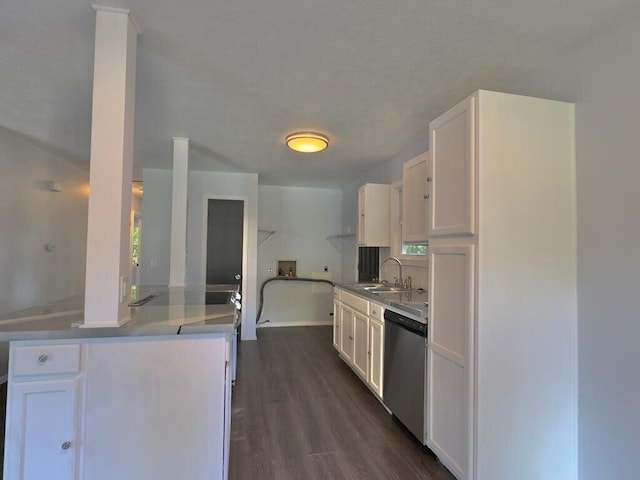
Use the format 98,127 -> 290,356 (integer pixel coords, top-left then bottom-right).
381,257 -> 403,287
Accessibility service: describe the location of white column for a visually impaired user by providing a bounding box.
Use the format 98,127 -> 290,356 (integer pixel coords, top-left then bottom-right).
169,137 -> 190,286
83,6 -> 139,327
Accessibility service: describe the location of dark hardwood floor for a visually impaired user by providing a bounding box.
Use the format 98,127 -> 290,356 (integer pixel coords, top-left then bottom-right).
229,326 -> 455,480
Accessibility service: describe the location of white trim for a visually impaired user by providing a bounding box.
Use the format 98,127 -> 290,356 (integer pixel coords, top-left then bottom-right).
201,195 -> 249,319
257,320 -> 333,328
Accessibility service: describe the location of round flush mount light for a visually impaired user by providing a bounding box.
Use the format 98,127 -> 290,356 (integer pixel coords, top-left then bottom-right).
286,132 -> 329,153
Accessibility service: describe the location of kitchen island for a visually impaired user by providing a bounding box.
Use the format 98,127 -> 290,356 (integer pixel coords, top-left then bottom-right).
0,285 -> 239,480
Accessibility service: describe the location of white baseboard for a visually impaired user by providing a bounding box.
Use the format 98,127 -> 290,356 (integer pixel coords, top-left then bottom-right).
258,320 -> 333,328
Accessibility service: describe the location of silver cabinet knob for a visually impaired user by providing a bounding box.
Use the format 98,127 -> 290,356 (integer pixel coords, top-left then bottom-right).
424,194 -> 430,199
234,274 -> 241,280
38,354 -> 48,363
61,441 -> 71,450
427,176 -> 432,182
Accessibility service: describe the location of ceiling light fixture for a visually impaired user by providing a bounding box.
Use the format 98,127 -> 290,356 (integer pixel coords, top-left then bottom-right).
286,132 -> 329,153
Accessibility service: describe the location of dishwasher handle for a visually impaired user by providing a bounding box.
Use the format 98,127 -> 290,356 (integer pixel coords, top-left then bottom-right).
384,310 -> 427,338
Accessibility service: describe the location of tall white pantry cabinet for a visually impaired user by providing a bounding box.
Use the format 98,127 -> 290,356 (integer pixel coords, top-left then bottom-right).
426,90 -> 578,480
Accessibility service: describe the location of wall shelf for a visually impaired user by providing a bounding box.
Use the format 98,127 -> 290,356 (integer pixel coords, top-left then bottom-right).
258,229 -> 277,248
326,233 -> 355,251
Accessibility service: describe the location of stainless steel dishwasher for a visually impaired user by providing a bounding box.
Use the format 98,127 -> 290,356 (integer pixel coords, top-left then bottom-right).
383,309 -> 427,443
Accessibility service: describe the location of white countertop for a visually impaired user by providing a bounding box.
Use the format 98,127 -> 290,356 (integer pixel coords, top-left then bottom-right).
0,285 -> 239,341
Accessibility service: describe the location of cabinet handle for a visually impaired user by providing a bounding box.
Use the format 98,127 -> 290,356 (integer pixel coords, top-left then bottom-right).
424,194 -> 430,199
372,310 -> 376,315
427,177 -> 432,182
61,441 -> 72,450
349,336 -> 353,340
38,354 -> 48,363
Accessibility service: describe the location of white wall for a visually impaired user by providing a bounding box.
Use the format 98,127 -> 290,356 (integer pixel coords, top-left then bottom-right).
140,168 -> 172,286
0,126 -> 88,377
257,185 -> 342,326
0,126 -> 88,315
505,9 -> 640,479
186,171 -> 258,341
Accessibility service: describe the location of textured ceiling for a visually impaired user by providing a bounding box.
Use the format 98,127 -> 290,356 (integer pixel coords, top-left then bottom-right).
0,0 -> 638,187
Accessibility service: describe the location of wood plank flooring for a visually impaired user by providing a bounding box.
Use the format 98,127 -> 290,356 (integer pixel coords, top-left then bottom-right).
229,326 -> 455,480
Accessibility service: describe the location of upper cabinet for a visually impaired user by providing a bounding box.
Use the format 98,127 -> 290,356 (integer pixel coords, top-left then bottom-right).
402,151 -> 431,243
429,96 -> 476,237
358,183 -> 390,247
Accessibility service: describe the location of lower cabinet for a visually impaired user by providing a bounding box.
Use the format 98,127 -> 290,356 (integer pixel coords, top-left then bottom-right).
333,287 -> 385,398
339,305 -> 354,363
352,311 -> 369,378
4,334 -> 233,480
4,378 -> 81,479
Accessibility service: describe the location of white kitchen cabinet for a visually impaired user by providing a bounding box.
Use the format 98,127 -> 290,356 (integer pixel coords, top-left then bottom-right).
427,90 -> 578,480
402,151 -> 431,243
333,287 -> 385,398
4,334 -> 233,480
429,96 -> 475,237
4,342 -> 82,480
352,311 -> 369,378
357,183 -> 390,246
4,378 -> 81,480
339,305 -> 354,363
427,245 -> 473,478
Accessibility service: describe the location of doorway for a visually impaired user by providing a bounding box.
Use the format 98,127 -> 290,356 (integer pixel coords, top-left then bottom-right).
206,199 -> 244,291
130,213 -> 142,298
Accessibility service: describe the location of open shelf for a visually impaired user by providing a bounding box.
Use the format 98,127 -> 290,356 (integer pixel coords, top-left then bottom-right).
258,229 -> 277,248
326,233 -> 356,251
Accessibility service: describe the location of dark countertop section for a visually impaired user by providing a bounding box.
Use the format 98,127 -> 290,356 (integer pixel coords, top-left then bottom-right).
335,282 -> 428,323
0,285 -> 239,341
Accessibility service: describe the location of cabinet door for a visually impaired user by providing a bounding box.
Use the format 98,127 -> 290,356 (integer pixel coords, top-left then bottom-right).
402,152 -> 430,243
352,312 -> 369,378
368,318 -> 384,397
429,95 -> 476,237
357,186 -> 366,245
357,184 -> 390,247
4,378 -> 80,480
427,245 -> 474,480
340,306 -> 354,363
333,300 -> 342,351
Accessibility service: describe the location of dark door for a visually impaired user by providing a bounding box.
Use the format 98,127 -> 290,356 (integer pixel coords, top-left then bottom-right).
206,199 -> 244,288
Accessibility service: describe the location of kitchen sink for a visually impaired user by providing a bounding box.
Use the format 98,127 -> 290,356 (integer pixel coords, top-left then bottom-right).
362,286 -> 410,293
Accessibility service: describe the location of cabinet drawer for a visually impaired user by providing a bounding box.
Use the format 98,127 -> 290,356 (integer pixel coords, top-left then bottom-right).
370,303 -> 384,322
12,344 -> 81,377
341,291 -> 369,315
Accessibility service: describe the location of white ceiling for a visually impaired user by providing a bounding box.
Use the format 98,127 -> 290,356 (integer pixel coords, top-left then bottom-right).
1,0 -> 637,187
